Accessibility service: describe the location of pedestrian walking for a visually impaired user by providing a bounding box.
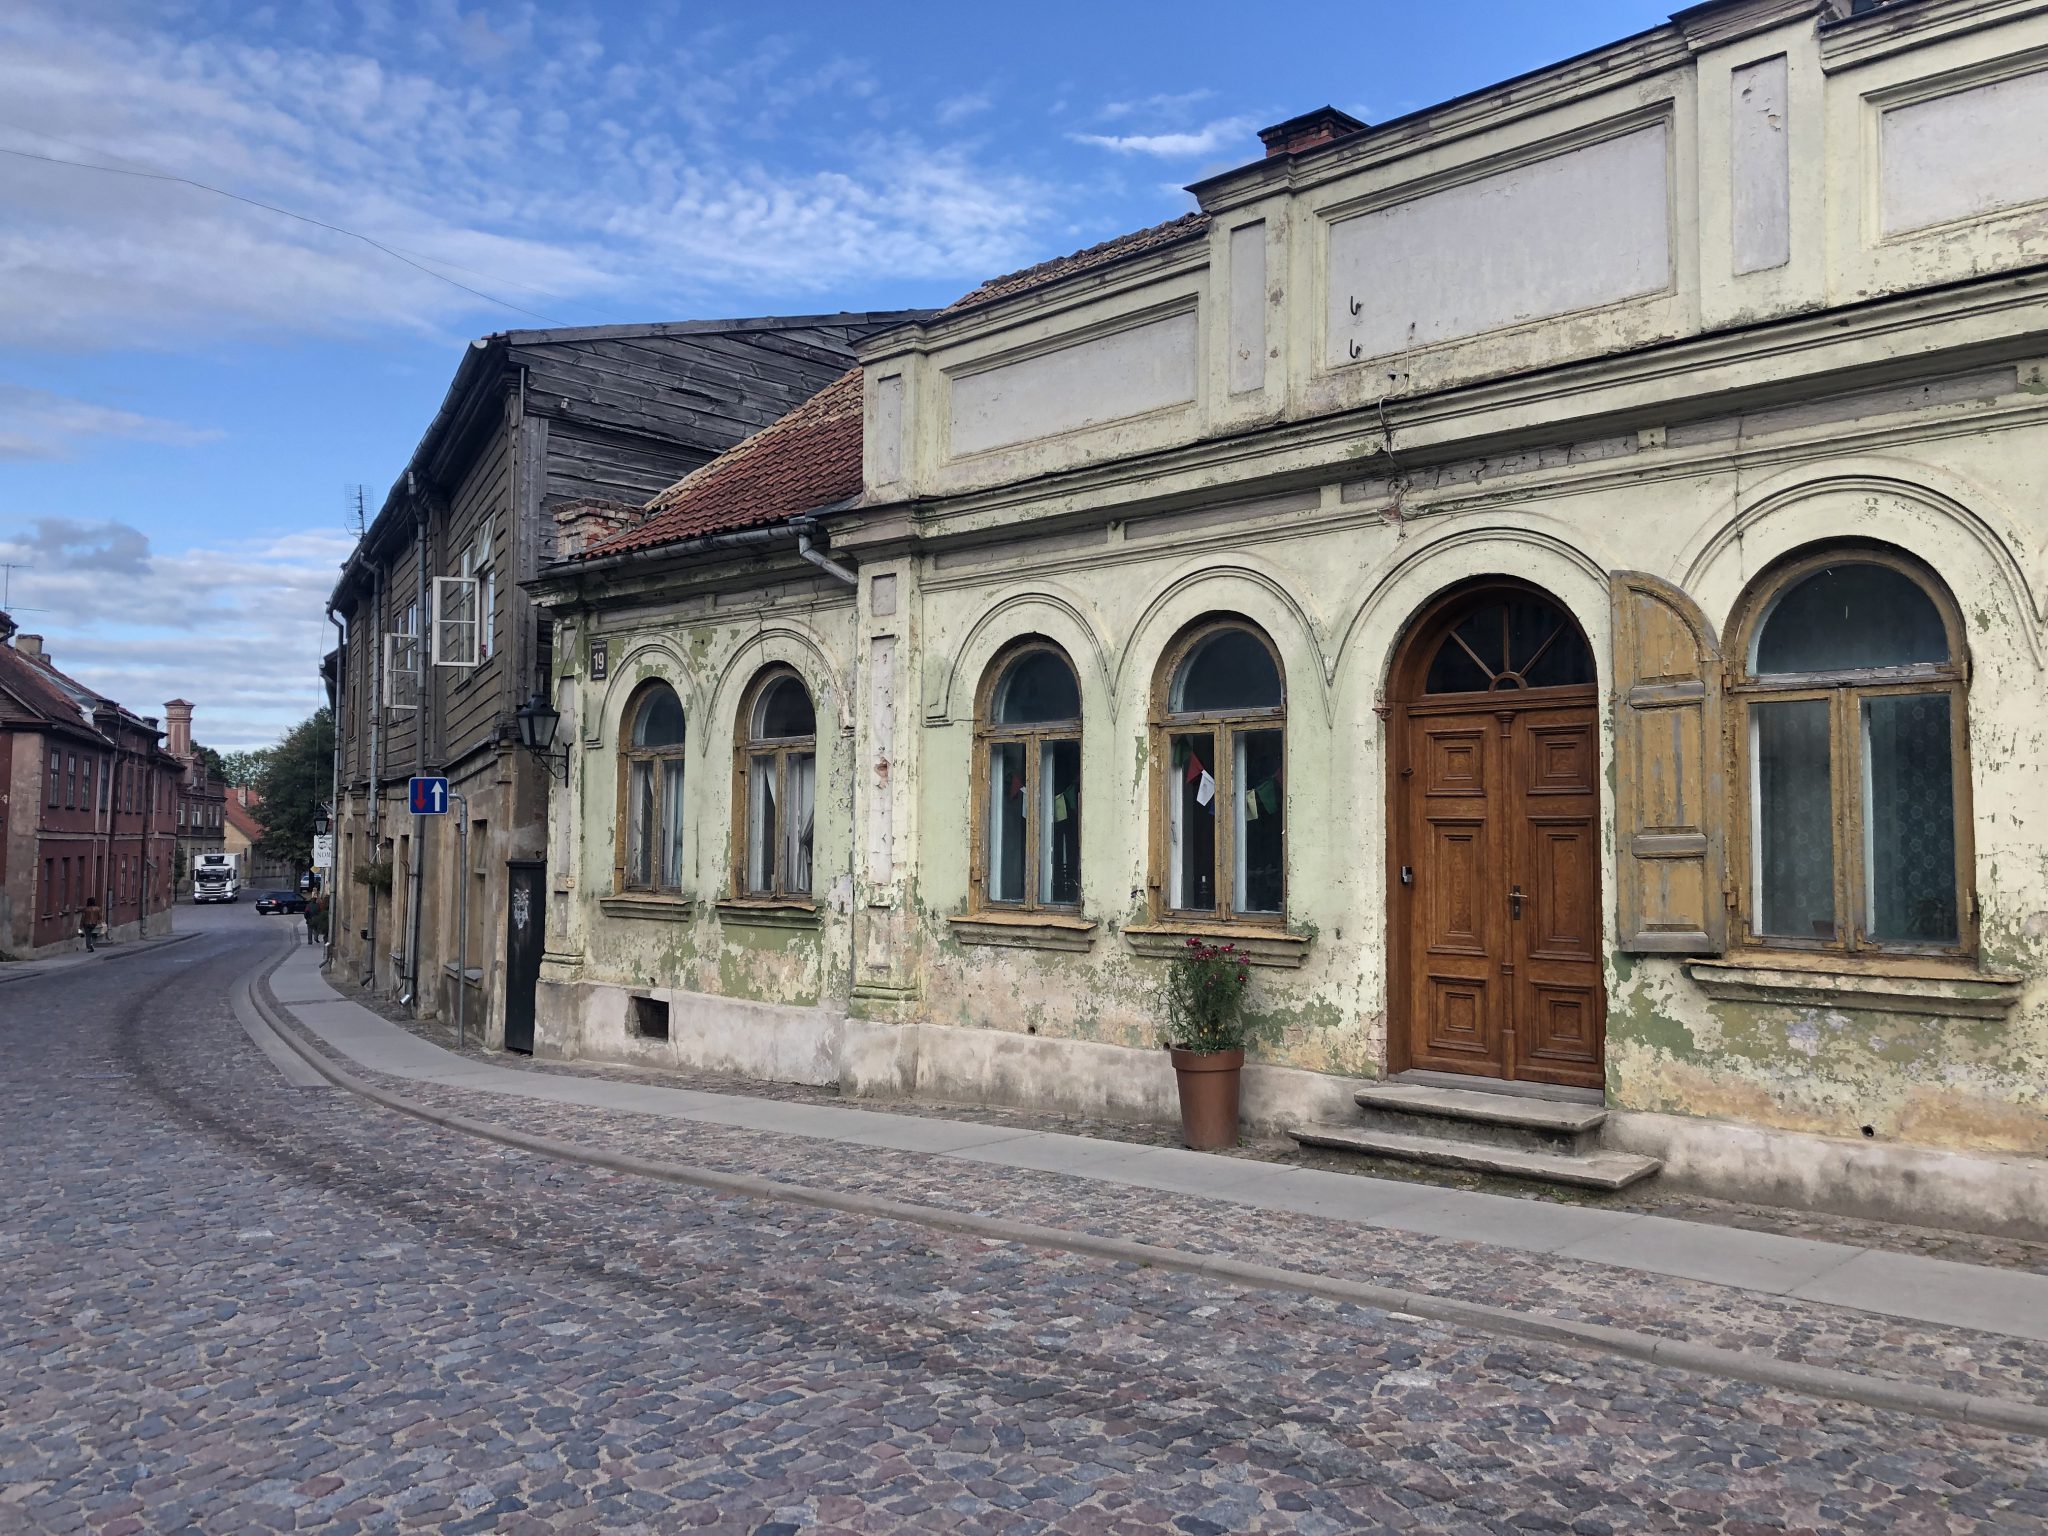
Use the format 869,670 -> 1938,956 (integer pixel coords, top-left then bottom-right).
80,895 -> 103,953
303,892 -> 326,946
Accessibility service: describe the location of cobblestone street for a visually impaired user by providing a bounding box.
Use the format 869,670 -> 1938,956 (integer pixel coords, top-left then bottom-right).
4,911 -> 2047,1533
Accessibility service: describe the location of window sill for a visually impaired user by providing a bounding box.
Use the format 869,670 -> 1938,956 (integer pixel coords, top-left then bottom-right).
599,894 -> 695,922
1123,922 -> 1310,970
715,899 -> 821,931
1686,954 -> 2022,1019
949,910 -> 1099,953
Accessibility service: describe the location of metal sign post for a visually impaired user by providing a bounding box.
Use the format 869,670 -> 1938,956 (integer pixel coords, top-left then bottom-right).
408,775 -> 469,1051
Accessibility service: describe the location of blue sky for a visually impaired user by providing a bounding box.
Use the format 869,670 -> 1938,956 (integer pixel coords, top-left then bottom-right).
0,0 -> 1669,748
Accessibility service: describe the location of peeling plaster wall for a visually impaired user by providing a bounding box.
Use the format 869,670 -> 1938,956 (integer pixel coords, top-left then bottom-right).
533,0 -> 2048,1220
534,579 -> 861,1070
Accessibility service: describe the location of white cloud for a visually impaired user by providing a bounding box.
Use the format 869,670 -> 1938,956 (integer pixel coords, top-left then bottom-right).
936,90 -> 995,126
0,518 -> 348,749
1072,117 -> 1259,159
0,385 -> 222,461
1099,89 -> 1216,122
0,3 -> 1069,350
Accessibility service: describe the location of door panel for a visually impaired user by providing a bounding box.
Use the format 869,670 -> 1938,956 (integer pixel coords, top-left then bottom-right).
1406,718 -> 1505,1077
1510,710 -> 1604,1087
1398,699 -> 1605,1090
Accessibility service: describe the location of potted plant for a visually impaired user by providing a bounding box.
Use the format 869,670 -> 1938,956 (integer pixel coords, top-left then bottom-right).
1161,937 -> 1274,1150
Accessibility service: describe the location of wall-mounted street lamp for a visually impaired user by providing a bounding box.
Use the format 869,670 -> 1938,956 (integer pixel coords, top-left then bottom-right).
313,806 -> 331,836
515,688 -> 568,782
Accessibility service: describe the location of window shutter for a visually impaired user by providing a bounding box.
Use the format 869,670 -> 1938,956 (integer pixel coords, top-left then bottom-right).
1611,572 -> 1727,954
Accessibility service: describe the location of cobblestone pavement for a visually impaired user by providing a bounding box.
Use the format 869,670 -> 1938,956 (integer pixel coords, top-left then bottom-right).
3,919 -> 2046,1533
340,977 -> 2048,1278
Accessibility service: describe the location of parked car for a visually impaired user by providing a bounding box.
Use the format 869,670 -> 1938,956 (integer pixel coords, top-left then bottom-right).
254,891 -> 309,916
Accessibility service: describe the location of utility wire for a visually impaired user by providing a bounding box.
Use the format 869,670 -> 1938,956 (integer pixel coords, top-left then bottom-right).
0,116 -> 574,307
0,141 -> 570,326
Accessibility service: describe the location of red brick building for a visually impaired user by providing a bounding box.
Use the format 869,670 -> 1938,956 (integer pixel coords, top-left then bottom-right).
0,613 -> 182,958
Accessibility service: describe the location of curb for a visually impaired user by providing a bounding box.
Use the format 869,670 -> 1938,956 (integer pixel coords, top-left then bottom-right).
0,930 -> 199,986
239,952 -> 2048,1441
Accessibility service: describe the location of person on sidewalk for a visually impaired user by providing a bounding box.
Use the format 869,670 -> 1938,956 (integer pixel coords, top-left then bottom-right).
304,892 -> 327,946
80,896 -> 103,953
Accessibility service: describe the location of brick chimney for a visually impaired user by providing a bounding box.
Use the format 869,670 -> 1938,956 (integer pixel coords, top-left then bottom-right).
15,633 -> 44,661
1257,106 -> 1369,158
553,498 -> 641,559
164,699 -> 195,762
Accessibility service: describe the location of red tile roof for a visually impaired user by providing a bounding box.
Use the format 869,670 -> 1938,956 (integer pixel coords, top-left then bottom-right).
939,213 -> 1211,317
579,368 -> 864,561
223,796 -> 265,842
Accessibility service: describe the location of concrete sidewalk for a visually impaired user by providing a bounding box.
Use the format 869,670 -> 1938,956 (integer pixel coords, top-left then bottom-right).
260,941 -> 2048,1345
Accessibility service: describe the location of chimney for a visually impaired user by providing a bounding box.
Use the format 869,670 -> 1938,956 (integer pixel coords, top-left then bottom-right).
1257,106 -> 1369,159
16,633 -> 44,660
164,699 -> 195,762
552,498 -> 641,559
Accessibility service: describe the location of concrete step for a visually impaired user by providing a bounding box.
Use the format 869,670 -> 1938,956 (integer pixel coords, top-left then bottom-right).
1289,1123 -> 1663,1192
1354,1082 -> 1608,1153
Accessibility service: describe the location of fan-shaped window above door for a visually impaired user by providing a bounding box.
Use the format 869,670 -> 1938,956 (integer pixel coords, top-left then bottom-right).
1424,595 -> 1595,694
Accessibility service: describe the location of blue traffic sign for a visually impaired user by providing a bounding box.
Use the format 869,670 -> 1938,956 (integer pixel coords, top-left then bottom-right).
409,775 -> 450,815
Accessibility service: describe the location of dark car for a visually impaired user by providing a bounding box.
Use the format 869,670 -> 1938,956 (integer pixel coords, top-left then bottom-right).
254,891 -> 309,915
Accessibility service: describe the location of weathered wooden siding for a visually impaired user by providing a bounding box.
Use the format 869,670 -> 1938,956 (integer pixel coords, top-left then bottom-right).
434,414 -> 514,768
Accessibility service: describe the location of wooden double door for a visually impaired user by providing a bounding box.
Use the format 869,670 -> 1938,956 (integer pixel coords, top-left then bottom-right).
1391,589 -> 1606,1089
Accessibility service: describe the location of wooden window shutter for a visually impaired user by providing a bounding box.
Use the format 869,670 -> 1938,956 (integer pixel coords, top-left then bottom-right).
1611,572 -> 1727,954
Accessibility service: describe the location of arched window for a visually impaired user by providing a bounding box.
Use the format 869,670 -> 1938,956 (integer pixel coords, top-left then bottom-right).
618,682 -> 686,892
1155,620 -> 1286,921
974,642 -> 1083,910
1731,548 -> 1970,954
736,668 -> 816,899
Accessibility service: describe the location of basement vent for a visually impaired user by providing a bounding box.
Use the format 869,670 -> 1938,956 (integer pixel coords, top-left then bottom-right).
632,995 -> 670,1042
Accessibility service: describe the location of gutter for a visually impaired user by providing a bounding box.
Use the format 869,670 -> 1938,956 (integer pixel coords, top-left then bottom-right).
529,502 -> 864,594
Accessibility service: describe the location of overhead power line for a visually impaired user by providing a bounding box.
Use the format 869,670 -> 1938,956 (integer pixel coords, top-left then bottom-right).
0,140 -> 570,326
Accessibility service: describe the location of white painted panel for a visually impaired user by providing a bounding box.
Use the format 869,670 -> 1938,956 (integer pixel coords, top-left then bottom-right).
948,310 -> 1198,457
866,635 -> 895,886
872,373 -> 904,485
1732,56 -> 1791,275
1881,67 -> 2048,236
1328,123 -> 1671,360
1228,222 -> 1268,395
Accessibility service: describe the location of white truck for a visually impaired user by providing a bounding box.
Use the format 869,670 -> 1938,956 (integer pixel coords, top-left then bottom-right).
192,850 -> 241,904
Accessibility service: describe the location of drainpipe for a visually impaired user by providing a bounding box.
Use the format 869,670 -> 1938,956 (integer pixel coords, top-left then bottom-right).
366,564 -> 384,987
326,604 -> 347,973
404,482 -> 430,1011
790,517 -> 858,586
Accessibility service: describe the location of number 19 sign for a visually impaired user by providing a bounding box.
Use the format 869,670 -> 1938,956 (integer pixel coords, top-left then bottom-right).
409,775 -> 450,815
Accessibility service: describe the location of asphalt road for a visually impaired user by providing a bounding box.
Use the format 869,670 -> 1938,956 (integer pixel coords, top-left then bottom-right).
2,906 -> 2045,1533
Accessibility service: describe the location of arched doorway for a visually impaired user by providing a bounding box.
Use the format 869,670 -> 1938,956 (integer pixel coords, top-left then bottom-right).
1387,582 -> 1605,1090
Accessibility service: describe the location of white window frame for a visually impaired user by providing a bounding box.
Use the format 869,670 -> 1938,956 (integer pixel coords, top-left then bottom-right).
383,629 -> 420,713
460,520 -> 496,664
431,575 -> 480,668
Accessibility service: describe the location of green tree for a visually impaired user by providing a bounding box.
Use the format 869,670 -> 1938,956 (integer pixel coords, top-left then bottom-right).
216,749 -> 273,788
192,743 -> 227,781
253,708 -> 335,871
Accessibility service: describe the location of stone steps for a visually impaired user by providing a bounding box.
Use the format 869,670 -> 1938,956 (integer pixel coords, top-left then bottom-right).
1288,1076 -> 1661,1193
1289,1123 -> 1663,1192
1353,1082 -> 1607,1154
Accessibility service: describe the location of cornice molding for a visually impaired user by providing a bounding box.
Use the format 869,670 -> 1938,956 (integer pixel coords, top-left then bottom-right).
1818,0 -> 2048,71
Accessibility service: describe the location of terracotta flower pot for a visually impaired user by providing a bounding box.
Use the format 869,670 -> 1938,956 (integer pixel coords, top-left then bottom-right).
1169,1046 -> 1244,1151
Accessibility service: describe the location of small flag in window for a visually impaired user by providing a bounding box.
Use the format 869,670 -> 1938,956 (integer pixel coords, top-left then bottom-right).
1196,770 -> 1216,809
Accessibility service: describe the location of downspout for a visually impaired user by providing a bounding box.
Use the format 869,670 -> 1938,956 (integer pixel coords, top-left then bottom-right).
405,480 -> 430,1010
326,603 -> 347,974
790,516 -> 858,586
366,564 -> 383,987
